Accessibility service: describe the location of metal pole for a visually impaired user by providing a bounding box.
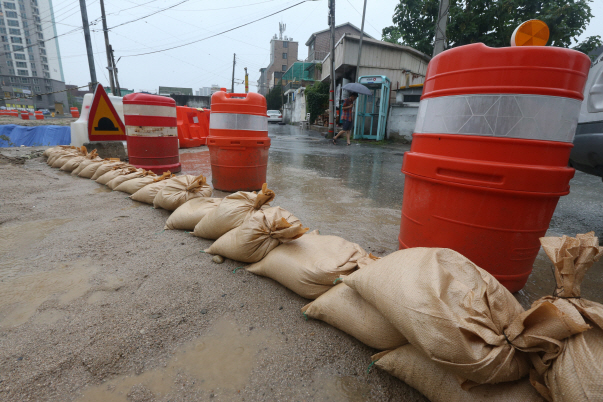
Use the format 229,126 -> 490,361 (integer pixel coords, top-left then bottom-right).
99,0 -> 115,94
110,46 -> 121,97
231,53 -> 236,93
244,67 -> 249,93
78,0 -> 97,91
355,0 -> 367,81
433,0 -> 449,56
328,0 -> 336,138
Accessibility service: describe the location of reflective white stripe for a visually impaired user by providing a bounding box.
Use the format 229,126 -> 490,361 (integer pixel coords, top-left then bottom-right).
126,126 -> 178,137
210,113 -> 268,131
123,104 -> 176,117
414,94 -> 582,143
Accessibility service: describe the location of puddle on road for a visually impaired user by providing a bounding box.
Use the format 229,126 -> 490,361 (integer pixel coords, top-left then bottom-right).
78,319 -> 275,401
0,219 -> 72,280
0,259 -> 95,328
180,151 -> 212,178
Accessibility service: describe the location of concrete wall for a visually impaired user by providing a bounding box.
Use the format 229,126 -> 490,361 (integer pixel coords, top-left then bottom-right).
387,104 -> 419,143
283,87 -> 307,124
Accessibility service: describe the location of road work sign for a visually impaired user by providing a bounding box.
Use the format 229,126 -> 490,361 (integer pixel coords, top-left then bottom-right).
88,84 -> 126,141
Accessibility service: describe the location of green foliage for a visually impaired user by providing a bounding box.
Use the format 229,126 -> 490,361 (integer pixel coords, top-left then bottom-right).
265,86 -> 283,110
573,35 -> 603,60
382,0 -> 601,57
305,81 -> 330,124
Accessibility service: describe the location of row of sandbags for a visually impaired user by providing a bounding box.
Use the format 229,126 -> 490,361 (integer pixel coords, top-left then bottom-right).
42,146 -> 603,401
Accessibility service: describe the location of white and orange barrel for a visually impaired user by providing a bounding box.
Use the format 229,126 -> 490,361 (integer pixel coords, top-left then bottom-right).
70,107 -> 80,118
34,111 -> 44,120
20,111 -> 30,120
123,93 -> 181,174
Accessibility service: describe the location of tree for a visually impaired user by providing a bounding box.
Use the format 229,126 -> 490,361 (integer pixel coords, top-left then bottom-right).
382,0 -> 602,58
305,81 -> 330,124
265,85 -> 283,110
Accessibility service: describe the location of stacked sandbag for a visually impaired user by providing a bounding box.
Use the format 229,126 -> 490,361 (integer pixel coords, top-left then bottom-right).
247,230 -> 375,299
60,150 -> 99,172
193,183 -> 275,239
96,165 -> 138,185
130,172 -> 177,204
107,169 -> 154,191
46,146 -> 77,165
205,206 -> 308,263
341,247 -> 590,385
51,146 -> 88,168
302,282 -> 407,350
72,157 -> 114,177
91,161 -> 129,180
164,198 -> 222,230
528,232 -> 603,402
115,171 -> 172,195
43,146 -> 62,158
372,345 -> 545,402
153,175 -> 212,211
78,159 -> 122,179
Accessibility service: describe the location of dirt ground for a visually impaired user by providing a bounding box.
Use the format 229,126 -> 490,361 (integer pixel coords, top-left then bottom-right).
0,147 -> 427,402
0,115 -> 76,127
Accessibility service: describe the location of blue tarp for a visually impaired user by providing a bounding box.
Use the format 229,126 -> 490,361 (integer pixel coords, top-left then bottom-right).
0,124 -> 71,147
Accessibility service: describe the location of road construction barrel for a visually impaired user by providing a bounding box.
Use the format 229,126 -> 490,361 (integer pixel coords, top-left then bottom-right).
208,91 -> 269,191
123,93 -> 181,174
399,43 -> 591,293
35,111 -> 44,120
176,106 -> 203,148
70,107 -> 80,118
20,111 -> 30,120
196,108 -> 210,145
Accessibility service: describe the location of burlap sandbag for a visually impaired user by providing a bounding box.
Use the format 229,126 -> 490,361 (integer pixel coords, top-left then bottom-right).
47,146 -> 78,165
528,233 -> 603,402
72,157 -> 109,176
50,146 -> 86,168
164,197 -> 222,230
96,165 -> 138,185
107,169 -> 153,190
91,161 -> 128,180
114,171 -> 173,194
130,173 -> 176,204
205,207 -> 308,263
302,282 -> 407,350
247,231 -> 375,299
372,345 -> 545,402
60,150 -> 98,172
153,175 -> 212,211
43,146 -> 62,158
342,248 -> 589,384
193,183 -> 275,240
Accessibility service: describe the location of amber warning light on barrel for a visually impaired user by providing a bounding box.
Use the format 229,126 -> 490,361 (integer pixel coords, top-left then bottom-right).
511,19 -> 550,47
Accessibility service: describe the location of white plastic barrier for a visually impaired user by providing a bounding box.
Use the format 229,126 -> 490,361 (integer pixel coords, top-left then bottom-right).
70,94 -> 125,147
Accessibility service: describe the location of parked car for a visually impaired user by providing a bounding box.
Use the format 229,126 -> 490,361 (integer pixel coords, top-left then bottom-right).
569,53 -> 603,179
37,108 -> 51,115
267,110 -> 283,124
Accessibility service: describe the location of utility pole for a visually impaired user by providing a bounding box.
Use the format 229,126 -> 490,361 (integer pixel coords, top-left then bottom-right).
328,0 -> 335,138
244,67 -> 249,93
231,53 -> 236,93
433,0 -> 449,56
110,46 -> 121,97
355,0 -> 367,82
78,0 -> 97,91
99,0 -> 116,95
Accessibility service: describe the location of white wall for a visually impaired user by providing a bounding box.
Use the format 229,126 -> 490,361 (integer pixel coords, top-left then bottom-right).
38,0 -> 64,82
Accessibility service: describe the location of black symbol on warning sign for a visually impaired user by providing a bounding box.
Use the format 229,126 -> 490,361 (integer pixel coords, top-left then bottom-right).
94,117 -> 119,131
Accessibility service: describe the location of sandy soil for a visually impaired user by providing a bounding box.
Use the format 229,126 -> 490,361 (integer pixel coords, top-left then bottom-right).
0,115 -> 76,127
0,148 -> 426,402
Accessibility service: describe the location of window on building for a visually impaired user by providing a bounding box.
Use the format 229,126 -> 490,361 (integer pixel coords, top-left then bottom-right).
6,11 -> 18,18
32,7 -> 38,14
9,28 -> 19,35
282,53 -> 287,59
41,56 -> 46,63
43,72 -> 49,78
34,86 -> 40,92
39,48 -> 45,55
45,85 -> 51,91
3,2 -> 16,9
22,20 -> 27,28
31,0 -> 37,5
7,20 -> 19,27
20,77 -> 27,83
16,61 -> 26,67
282,65 -> 287,71
29,54 -> 33,61
17,69 -> 27,76
24,30 -> 29,36
38,40 -> 44,47
14,53 -> 24,59
283,41 -> 288,48
33,78 -> 38,83
9,76 -> 15,82
34,16 -> 40,23
25,38 -> 31,44
36,25 -> 41,31
36,94 -> 41,100
0,28 -> 6,34
31,70 -> 36,76
1,36 -> 7,42
11,36 -> 23,43
8,68 -> 14,75
42,64 -> 48,70
0,19 -> 3,26
6,60 -> 12,66
3,44 -> 10,51
27,46 -> 32,53
12,45 -> 23,51
18,3 -> 24,11
37,33 -> 43,39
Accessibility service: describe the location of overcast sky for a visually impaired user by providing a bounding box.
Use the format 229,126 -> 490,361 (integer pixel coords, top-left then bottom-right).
53,0 -> 602,94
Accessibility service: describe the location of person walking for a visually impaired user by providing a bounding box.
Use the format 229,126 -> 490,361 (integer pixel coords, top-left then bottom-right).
332,92 -> 358,146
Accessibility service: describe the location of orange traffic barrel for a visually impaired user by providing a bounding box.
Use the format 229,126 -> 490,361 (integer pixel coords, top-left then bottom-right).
399,43 -> 591,293
196,108 -> 210,145
123,93 -> 181,174
20,111 -> 30,120
35,111 -> 44,120
70,107 -> 80,118
208,91 -> 269,191
176,106 -> 203,148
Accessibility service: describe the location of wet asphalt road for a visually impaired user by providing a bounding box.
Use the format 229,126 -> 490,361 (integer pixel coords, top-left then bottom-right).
263,124 -> 603,306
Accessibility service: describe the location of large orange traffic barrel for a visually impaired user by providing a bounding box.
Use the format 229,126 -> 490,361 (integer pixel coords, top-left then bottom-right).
123,93 -> 181,174
70,107 -> 80,118
176,106 -> 203,148
208,91 -> 269,191
399,43 -> 591,293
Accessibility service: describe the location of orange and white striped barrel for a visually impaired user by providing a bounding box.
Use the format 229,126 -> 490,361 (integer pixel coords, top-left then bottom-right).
70,107 -> 80,118
34,111 -> 44,120
20,111 -> 30,120
123,93 -> 180,174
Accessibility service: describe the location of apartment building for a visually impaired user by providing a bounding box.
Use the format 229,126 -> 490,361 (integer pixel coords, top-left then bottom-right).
257,31 -> 298,96
0,0 -> 68,112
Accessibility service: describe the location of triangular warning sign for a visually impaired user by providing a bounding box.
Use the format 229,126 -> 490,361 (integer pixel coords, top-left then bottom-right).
88,84 -> 126,141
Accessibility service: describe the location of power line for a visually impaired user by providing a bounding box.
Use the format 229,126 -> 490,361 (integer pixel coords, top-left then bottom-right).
119,1 -> 310,58
107,0 -> 190,30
